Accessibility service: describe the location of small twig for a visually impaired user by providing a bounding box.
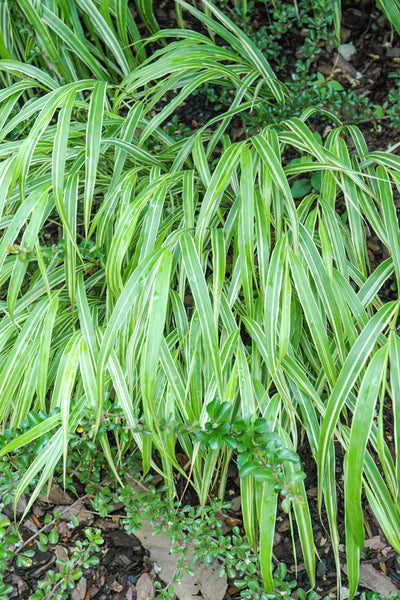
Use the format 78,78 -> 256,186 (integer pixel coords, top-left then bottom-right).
14,493 -> 90,555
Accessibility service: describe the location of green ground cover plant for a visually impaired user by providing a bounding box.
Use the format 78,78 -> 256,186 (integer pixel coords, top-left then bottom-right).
203,0 -> 372,127
2,0 -> 400,597
0,414 -> 315,599
189,0 -> 400,131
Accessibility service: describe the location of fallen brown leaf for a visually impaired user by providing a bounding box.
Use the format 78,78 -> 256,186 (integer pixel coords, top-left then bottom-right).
342,563 -> 398,596
136,573 -> 155,600
364,536 -> 387,551
54,499 -> 93,525
54,544 -> 69,564
41,484 -> 73,505
71,576 -> 87,600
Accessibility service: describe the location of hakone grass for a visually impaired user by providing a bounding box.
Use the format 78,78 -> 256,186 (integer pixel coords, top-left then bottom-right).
1,1 -> 400,596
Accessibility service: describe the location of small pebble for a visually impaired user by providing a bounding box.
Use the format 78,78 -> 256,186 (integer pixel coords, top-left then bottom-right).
339,43 -> 357,61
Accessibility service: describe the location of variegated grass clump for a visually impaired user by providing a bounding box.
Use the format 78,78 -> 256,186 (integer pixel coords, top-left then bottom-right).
1,0 -> 400,597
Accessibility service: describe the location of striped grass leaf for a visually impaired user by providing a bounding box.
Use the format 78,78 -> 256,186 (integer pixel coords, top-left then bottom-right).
329,272 -> 361,347
252,134 -> 299,249
90,170 -> 136,247
289,251 -> 337,386
0,92 -> 56,140
278,262 -> 292,364
49,331 -> 82,481
52,91 -> 83,262
376,377 -> 398,500
318,300 -> 399,503
344,345 -> 388,598
0,411 -> 61,458
255,189 -> 271,296
10,344 -> 42,428
16,0 -> 66,80
378,0 -> 400,35
115,0 -> 146,63
358,257 -> 393,309
180,233 -> 223,398
7,188 -> 49,319
211,227 -> 226,327
363,452 -> 400,553
84,81 -> 107,234
97,248 -> 165,418
324,447 -> 341,588
196,449 -> 219,506
237,344 -> 255,420
41,4 -> 108,80
376,165 -> 400,293
10,395 -> 88,521
76,273 -> 98,365
160,338 -> 192,422
0,299 -> 49,424
0,82 -> 35,133
193,134 -> 211,188
258,480 -> 278,591
8,82 -> 92,191
389,333 -> 400,503
283,120 -> 372,198
63,174 -> 79,309
169,289 -> 189,341
182,169 -> 195,230
99,431 -> 124,487
36,294 -> 60,411
195,141 -> 244,253
107,348 -> 142,447
110,103 -> 144,187
280,117 -> 327,163
241,475 -> 258,551
0,1 -> 11,61
104,191 -> 145,296
241,315 -> 293,413
177,0 -> 285,102
100,138 -> 163,168
238,145 -> 256,319
138,184 -> 166,262
0,59 -> 58,90
335,138 -> 367,274
299,224 -> 346,359
12,429 -> 67,521
134,0 -> 159,33
264,238 -> 287,373
281,429 -> 315,587
140,251 -> 173,428
56,0 -> 86,40
332,0 -> 341,42
318,215 -> 333,278
76,0 -> 132,76
365,151 -> 400,172
122,44 -> 244,98
319,199 -> 349,280
33,240 -> 53,304
287,374 -> 342,586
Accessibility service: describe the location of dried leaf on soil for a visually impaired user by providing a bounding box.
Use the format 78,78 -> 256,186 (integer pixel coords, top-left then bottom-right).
136,573 -> 155,600
342,563 -> 398,596
41,484 -> 73,505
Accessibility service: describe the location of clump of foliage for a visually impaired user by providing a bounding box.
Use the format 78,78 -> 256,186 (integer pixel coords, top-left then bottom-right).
1,1 -> 400,599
